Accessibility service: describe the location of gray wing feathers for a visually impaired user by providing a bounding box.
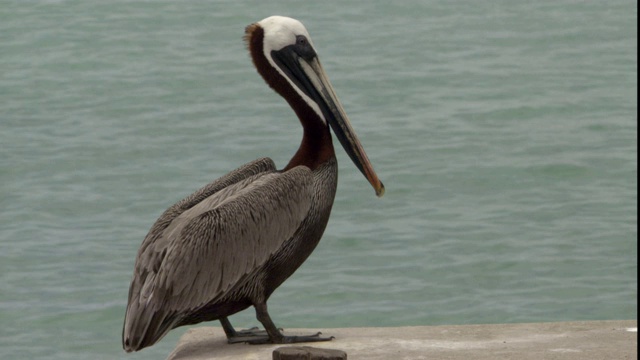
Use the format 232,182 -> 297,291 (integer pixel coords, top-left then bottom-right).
160,168 -> 313,306
127,158 -> 276,310
123,157 -> 276,350
123,164 -> 313,350
136,157 -> 276,260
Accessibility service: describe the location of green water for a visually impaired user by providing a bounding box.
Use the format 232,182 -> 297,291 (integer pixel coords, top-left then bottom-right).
0,1 -> 636,359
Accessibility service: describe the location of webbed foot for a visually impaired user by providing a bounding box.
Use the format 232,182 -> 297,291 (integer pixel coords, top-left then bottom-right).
247,331 -> 334,345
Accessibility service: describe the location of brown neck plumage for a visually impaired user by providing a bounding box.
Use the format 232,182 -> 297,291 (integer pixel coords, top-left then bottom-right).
244,24 -> 335,171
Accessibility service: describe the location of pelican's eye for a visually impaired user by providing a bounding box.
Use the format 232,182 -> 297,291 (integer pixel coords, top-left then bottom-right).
294,35 -> 316,61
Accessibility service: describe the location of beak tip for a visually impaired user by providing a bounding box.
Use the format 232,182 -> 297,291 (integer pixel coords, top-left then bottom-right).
375,181 -> 385,198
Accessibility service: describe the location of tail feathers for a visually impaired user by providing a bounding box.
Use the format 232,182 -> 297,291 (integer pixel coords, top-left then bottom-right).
122,296 -> 178,352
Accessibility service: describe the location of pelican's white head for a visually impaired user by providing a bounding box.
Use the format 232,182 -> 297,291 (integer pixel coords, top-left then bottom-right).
246,16 -> 323,122
258,16 -> 316,54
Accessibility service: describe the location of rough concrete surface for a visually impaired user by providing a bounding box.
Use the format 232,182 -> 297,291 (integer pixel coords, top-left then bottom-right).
166,320 -> 637,360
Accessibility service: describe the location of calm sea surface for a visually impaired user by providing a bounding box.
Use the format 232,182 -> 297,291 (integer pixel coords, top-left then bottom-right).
1,1 -> 636,359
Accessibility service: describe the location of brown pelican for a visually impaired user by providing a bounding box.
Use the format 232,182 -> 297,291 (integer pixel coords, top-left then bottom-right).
122,15 -> 384,352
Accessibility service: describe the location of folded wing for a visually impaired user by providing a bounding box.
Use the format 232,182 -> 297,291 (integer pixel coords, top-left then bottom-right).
123,160 -> 314,351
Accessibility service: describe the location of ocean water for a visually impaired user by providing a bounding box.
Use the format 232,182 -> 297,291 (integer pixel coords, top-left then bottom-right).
0,1 -> 636,359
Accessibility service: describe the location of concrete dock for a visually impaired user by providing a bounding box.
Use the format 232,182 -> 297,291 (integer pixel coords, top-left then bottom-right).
167,320 -> 636,360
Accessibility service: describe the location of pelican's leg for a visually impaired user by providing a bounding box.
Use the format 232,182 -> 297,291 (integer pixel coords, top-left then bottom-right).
249,302 -> 334,345
220,317 -> 269,344
220,317 -> 239,338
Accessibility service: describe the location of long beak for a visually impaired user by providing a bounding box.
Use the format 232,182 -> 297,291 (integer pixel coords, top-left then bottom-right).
274,49 -> 385,197
305,58 -> 385,197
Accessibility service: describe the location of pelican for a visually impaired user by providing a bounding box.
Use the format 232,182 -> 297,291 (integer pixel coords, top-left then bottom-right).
122,15 -> 384,352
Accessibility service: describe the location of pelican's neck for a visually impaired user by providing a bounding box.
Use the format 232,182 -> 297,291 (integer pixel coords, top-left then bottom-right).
246,23 -> 336,171
284,118 -> 335,171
